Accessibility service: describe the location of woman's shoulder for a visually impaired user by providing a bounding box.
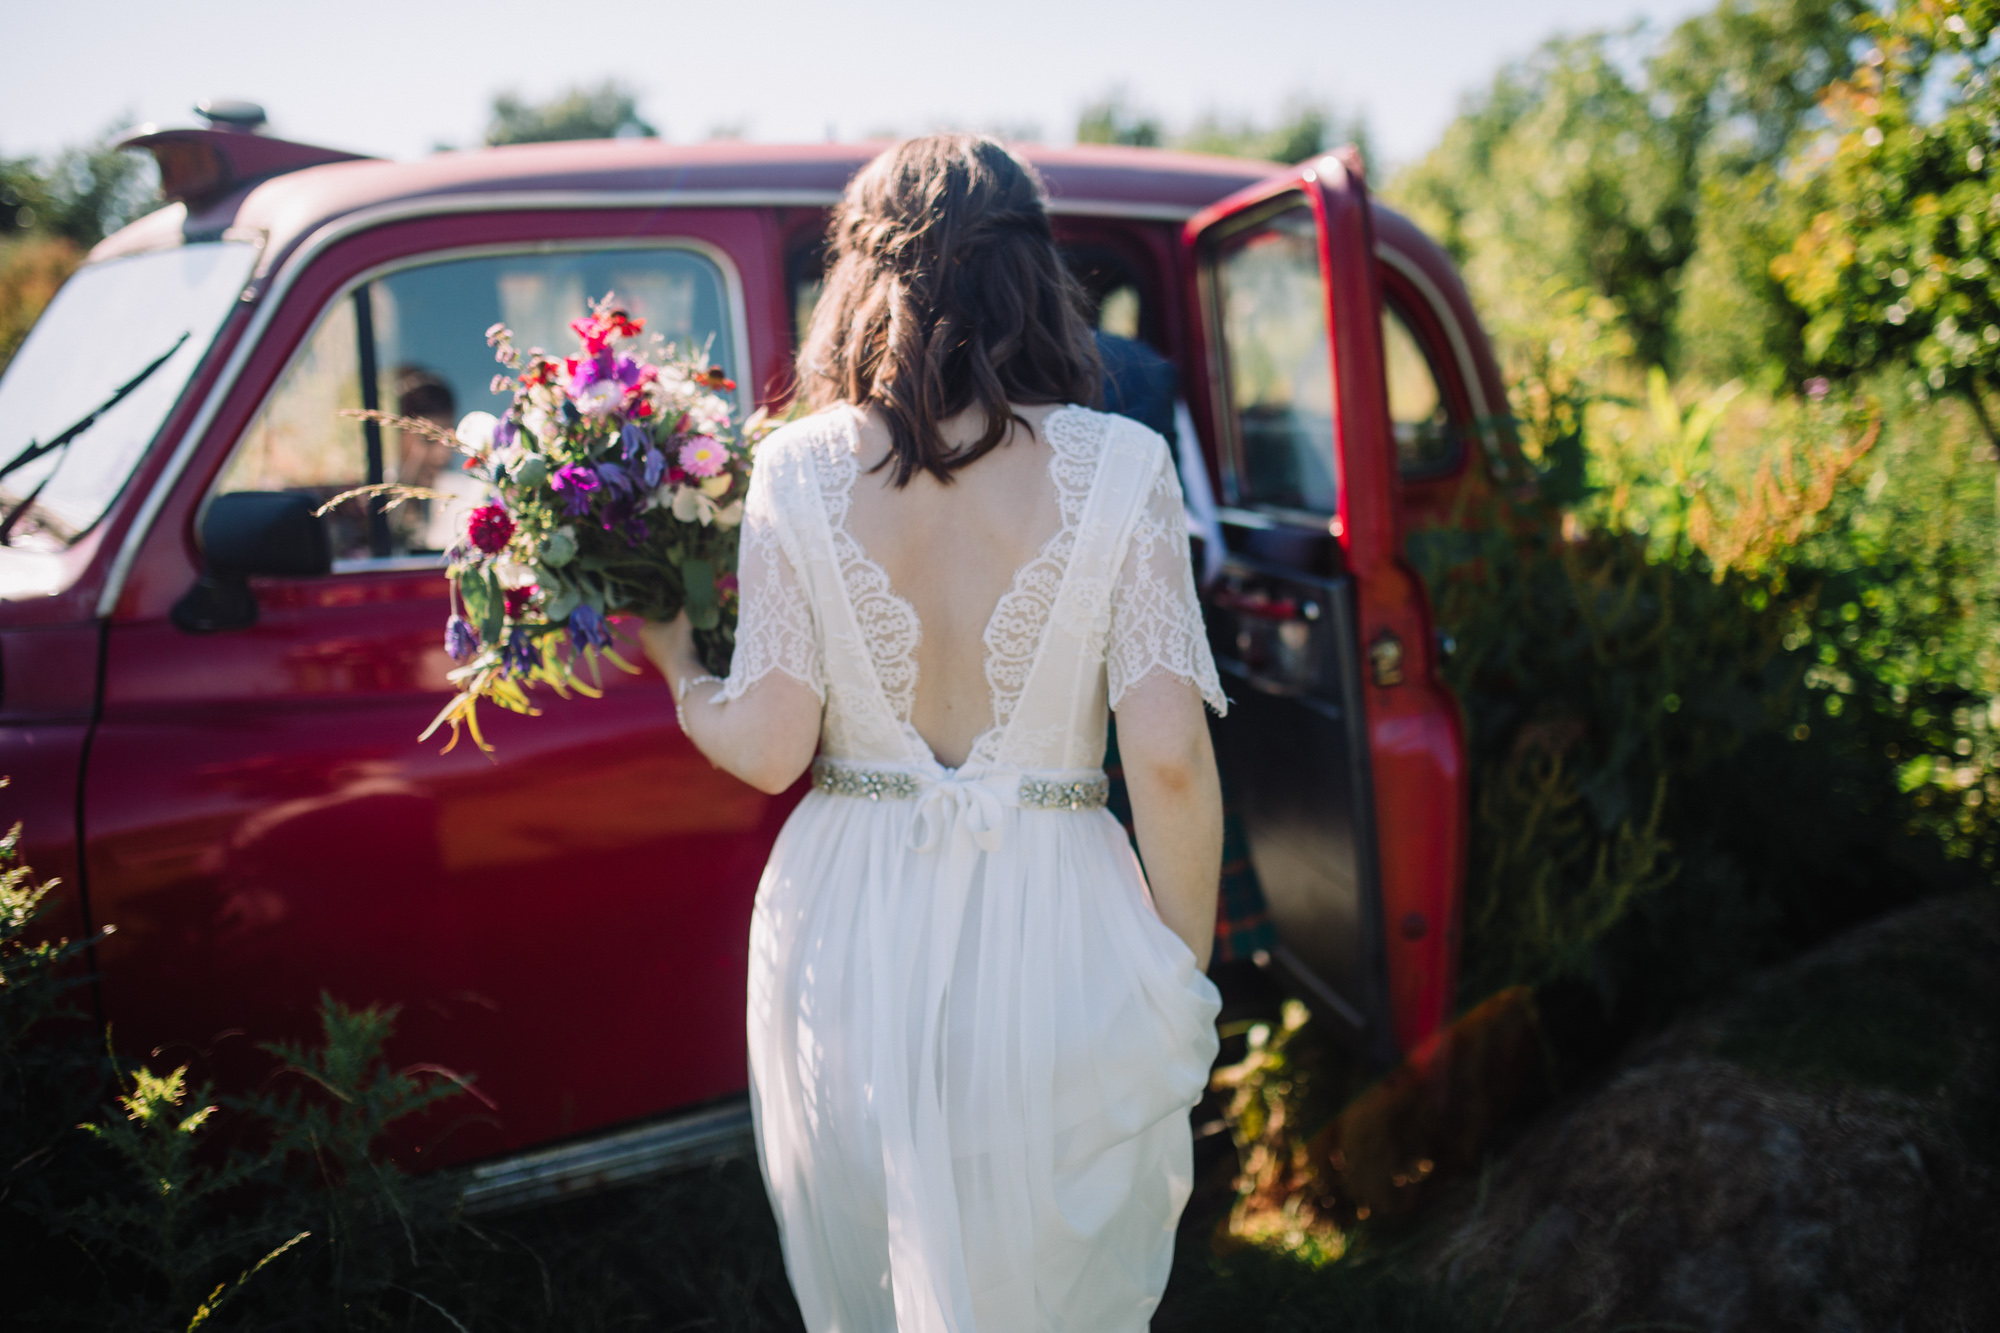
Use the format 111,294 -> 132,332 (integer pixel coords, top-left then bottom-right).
750,405 -> 855,472
1046,404 -> 1173,475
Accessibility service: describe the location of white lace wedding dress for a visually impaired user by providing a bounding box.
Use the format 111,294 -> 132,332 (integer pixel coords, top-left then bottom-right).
719,404 -> 1226,1332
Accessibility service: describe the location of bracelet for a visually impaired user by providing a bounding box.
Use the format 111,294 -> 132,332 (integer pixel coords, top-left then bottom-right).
674,673 -> 723,731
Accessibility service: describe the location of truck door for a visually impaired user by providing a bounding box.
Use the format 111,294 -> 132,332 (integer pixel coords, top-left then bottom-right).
1185,154 -> 1466,1062
83,220 -> 796,1163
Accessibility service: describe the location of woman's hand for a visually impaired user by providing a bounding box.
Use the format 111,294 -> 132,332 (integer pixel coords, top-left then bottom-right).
638,612 -> 701,689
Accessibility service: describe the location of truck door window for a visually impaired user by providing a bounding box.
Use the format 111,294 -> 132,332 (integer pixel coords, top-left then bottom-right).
1209,202 -> 1336,514
217,245 -> 738,568
1383,301 -> 1460,478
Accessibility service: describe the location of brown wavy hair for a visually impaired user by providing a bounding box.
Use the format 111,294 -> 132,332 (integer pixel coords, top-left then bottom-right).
798,134 -> 1103,486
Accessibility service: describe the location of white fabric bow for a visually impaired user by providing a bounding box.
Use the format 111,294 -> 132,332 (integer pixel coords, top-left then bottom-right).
908,774 -> 1009,854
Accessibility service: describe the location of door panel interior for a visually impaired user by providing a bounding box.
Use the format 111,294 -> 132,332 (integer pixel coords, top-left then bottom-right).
1205,560 -> 1394,1062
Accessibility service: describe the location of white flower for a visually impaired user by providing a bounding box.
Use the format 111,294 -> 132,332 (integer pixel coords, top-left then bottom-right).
699,473 -> 733,499
455,411 -> 498,450
522,407 -> 556,441
671,486 -> 711,524
494,559 -> 536,589
573,379 -> 622,417
669,486 -> 743,528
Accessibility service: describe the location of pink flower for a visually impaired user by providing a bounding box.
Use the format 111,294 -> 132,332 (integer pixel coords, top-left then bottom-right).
678,437 -> 727,478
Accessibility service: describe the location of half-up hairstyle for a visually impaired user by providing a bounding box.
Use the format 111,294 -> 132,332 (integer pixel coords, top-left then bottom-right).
798,134 -> 1103,486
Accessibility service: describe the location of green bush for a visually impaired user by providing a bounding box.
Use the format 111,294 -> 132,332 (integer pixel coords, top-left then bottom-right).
0,809 -> 481,1331
1415,356 -> 1996,1036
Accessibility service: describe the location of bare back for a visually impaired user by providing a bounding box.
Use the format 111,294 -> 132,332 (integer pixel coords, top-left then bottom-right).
844,403 -> 1065,768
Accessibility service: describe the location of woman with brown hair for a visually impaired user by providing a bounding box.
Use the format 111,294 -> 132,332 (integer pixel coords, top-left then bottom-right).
642,134 -> 1225,1332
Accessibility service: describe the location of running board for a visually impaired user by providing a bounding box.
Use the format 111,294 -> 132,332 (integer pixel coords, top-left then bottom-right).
459,1099 -> 755,1215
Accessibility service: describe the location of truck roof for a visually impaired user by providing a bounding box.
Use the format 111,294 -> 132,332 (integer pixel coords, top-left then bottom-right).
92,138 -> 1282,276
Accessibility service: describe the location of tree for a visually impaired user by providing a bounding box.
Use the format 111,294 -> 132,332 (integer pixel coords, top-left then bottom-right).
1,130 -> 158,248
1179,99 -> 1373,171
1387,1 -> 1861,378
1771,0 -> 2000,446
486,82 -> 658,146
1075,90 -> 1162,148
1076,91 -> 1369,169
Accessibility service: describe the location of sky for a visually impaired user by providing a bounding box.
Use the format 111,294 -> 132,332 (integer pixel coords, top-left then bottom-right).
3,0 -> 1716,173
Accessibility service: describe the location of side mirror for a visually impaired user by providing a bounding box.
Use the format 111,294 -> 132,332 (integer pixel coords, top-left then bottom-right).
171,491 -> 332,633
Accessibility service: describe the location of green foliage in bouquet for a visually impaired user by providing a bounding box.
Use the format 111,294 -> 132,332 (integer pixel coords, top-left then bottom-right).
332,296 -> 775,752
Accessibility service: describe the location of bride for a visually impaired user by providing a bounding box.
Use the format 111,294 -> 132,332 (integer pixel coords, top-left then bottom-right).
642,133 -> 1226,1333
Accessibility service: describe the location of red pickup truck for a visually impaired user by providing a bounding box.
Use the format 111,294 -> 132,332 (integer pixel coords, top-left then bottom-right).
0,114 -> 1499,1205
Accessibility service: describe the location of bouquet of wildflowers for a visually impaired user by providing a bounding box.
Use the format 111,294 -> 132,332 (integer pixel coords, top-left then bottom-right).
342,295 -> 768,751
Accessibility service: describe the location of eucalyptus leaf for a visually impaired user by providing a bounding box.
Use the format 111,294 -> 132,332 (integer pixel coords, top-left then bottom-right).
513,455 -> 549,487
478,569 -> 505,644
544,585 -> 581,623
459,573 -> 493,627
683,557 -> 719,630
544,528 -> 577,567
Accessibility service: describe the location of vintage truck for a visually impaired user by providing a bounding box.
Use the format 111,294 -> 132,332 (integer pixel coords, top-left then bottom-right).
0,107 -> 1500,1205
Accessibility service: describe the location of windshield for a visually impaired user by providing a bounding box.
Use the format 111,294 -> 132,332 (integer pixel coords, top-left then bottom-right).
0,241 -> 258,549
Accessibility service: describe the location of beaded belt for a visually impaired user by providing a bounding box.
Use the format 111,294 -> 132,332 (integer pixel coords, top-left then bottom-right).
810,758 -> 1109,812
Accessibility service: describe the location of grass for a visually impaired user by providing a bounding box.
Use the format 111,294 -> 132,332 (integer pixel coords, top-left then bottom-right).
1712,890 -> 2000,1166
394,1149 -> 1491,1333
399,1157 -> 804,1332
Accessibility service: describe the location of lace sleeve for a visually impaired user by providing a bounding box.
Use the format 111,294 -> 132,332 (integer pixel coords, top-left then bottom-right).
1107,444 -> 1227,715
719,458 -> 824,702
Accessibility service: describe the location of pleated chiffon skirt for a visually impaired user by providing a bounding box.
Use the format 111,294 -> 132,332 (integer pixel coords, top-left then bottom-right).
745,783 -> 1222,1333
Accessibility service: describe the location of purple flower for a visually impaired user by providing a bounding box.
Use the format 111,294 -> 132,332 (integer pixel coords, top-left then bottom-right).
492,416 -> 518,448
1804,376 -> 1830,401
568,603 -> 613,651
551,464 -> 601,517
595,460 -> 636,498
569,351 -> 647,415
445,615 -> 479,662
501,626 -> 539,678
641,445 -> 666,489
620,420 -> 651,462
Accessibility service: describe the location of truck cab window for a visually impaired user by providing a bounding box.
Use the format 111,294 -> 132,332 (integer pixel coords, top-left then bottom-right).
1383,300 -> 1460,478
216,245 -> 737,567
1210,202 -> 1335,514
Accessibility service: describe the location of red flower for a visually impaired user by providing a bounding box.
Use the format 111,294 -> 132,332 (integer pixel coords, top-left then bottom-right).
467,503 -> 516,555
503,584 -> 538,619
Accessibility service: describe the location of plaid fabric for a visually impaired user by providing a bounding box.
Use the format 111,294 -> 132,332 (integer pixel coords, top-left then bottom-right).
1102,719 -> 1278,965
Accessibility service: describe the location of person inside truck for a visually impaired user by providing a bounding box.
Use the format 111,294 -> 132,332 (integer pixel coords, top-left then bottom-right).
386,367 -> 483,552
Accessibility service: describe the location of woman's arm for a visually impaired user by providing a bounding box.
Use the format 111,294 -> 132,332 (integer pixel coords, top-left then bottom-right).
639,614 -> 822,795
1114,674 -> 1222,971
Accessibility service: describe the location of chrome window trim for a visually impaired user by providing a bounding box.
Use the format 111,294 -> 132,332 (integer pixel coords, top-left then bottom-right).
1045,198 -> 1199,222
99,212 -> 755,615
330,553 -> 446,575
1373,242 -> 1501,459
459,1097 -> 754,1216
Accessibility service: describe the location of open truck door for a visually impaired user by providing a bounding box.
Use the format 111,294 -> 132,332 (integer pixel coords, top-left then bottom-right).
1184,152 -> 1467,1064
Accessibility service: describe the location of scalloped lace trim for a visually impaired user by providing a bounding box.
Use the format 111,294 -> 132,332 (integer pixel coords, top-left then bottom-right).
816,407 -> 1102,768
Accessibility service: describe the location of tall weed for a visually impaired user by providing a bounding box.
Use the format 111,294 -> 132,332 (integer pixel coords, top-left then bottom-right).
1417,331 -> 1994,1029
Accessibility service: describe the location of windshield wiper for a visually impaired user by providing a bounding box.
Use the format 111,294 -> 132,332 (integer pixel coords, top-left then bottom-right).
0,331 -> 190,545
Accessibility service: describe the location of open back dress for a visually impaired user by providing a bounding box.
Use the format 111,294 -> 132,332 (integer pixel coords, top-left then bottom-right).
718,404 -> 1226,1333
